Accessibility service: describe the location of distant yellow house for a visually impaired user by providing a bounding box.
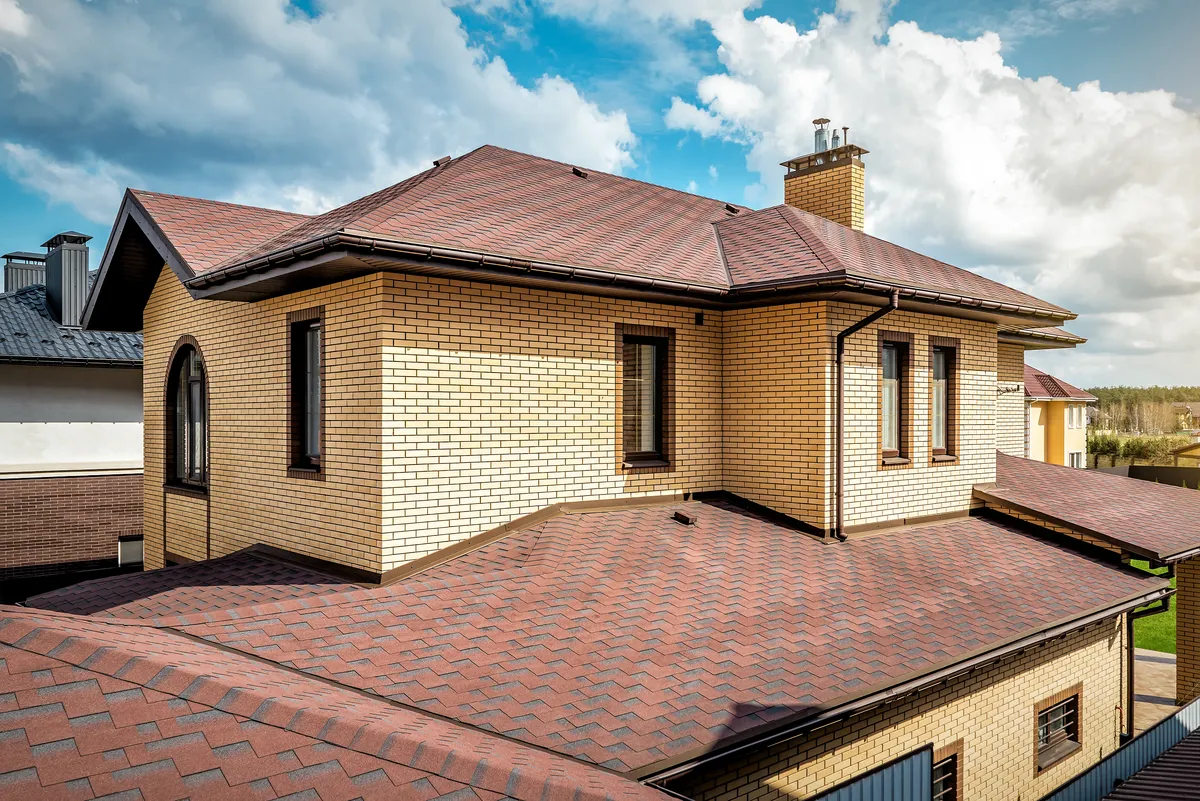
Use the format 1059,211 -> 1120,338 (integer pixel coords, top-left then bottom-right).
1025,365 -> 1096,467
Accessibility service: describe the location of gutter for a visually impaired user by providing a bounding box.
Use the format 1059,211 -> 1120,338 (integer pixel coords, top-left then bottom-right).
833,289 -> 899,540
637,584 -> 1171,785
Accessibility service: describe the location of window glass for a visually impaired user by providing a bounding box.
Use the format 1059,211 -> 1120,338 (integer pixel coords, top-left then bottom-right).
169,345 -> 207,485
882,344 -> 899,452
1037,695 -> 1081,770
305,323 -> 321,459
932,349 -> 947,451
622,338 -> 664,461
932,754 -> 957,801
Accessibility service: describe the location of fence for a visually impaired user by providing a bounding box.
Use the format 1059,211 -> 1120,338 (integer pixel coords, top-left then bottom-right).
1039,694 -> 1200,801
811,746 -> 932,801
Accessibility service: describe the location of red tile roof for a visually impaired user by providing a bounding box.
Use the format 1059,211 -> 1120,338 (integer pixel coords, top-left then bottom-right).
24,548 -> 359,619
1024,364 -> 1096,401
164,502 -> 1161,776
0,608 -> 660,800
979,452 -> 1200,561
114,145 -> 1072,318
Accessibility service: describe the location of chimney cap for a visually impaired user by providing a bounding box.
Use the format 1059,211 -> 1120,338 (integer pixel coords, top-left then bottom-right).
3,251 -> 47,263
812,117 -> 831,126
41,231 -> 92,249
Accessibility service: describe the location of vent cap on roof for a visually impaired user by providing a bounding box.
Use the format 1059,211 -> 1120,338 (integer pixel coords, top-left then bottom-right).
41,231 -> 92,249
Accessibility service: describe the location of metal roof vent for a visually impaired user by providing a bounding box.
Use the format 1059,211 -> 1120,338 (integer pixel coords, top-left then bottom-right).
572,166 -> 589,179
672,511 -> 696,526
432,155 -> 452,167
724,203 -> 739,214
813,117 -> 831,153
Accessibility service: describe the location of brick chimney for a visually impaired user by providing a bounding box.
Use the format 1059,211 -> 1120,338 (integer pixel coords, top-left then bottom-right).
781,119 -> 868,230
42,231 -> 91,327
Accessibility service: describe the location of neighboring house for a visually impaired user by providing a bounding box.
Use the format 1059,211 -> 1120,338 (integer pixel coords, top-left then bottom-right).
1171,401 -> 1200,430
5,131 -> 1200,801
1025,364 -> 1097,467
0,233 -> 144,599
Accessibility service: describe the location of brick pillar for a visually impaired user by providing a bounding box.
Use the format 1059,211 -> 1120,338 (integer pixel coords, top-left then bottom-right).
1176,558 -> 1200,705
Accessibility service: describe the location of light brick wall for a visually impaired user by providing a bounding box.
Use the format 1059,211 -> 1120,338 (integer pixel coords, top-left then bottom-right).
670,619 -> 1126,801
1177,558 -> 1200,705
784,162 -> 865,231
723,303 -> 831,527
142,266 -> 386,572
997,342 -> 1026,457
835,302 -> 997,528
378,275 -> 723,568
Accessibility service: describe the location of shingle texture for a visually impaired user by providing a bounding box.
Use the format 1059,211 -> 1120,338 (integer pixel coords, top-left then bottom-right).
120,145 -> 1069,316
1024,364 -> 1096,400
165,502 -> 1161,776
980,452 -> 1200,560
0,283 -> 141,364
0,608 -> 660,801
24,549 -> 359,619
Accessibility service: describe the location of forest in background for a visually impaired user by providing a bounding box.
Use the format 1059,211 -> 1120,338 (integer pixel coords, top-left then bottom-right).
1087,386 -> 1200,435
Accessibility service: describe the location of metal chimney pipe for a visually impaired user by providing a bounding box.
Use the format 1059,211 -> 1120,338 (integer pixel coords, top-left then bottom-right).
42,231 -> 91,327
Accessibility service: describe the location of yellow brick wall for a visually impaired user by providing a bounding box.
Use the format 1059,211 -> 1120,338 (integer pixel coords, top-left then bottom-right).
1177,558 -> 1200,704
723,303 -> 831,527
835,302 -> 998,528
670,618 -> 1126,801
784,161 -> 865,231
378,274 -> 724,568
142,265 -> 386,572
997,342 -> 1026,457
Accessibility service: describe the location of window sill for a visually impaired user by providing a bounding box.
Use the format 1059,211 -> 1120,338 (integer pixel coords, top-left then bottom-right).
623,459 -> 671,470
1037,739 -> 1081,772
931,455 -> 958,464
164,482 -> 208,499
288,465 -> 324,481
881,456 -> 911,467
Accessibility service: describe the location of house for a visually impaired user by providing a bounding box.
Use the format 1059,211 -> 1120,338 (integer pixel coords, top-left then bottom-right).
4,128 -> 1200,800
1171,401 -> 1200,431
0,233 -> 144,601
1024,364 -> 1097,467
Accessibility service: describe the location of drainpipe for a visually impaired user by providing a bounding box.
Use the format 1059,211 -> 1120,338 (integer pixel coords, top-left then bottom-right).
834,289 -> 900,540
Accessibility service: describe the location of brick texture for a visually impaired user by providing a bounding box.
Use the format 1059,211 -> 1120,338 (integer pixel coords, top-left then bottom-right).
1178,558 -> 1200,705
0,473 -> 141,575
784,161 -> 865,230
997,342 -> 1026,456
671,620 -> 1126,801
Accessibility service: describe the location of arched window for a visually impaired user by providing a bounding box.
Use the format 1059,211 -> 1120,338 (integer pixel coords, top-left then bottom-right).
167,344 -> 207,486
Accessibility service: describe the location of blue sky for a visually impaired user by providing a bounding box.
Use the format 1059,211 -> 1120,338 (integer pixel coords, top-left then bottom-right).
0,0 -> 1197,385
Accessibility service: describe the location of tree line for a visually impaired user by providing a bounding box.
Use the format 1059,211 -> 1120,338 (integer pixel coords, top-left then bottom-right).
1087,386 -> 1200,435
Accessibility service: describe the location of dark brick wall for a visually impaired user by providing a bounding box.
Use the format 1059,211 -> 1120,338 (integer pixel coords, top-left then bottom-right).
0,473 -> 142,575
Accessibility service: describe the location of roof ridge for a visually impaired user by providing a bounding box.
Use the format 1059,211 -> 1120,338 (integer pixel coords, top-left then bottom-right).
130,189 -> 310,218
775,205 -> 849,275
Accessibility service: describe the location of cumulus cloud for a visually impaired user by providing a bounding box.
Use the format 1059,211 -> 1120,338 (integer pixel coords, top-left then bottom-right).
0,143 -> 134,223
0,0 -> 634,221
661,0 -> 1200,385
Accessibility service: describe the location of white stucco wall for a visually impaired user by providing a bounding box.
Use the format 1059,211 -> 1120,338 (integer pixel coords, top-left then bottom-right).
0,364 -> 143,473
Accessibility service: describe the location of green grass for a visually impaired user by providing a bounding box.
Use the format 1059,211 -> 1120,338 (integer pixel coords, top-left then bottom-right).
1130,559 -> 1176,653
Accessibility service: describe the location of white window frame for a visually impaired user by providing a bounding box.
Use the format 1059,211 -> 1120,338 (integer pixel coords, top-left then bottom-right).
1068,451 -> 1085,468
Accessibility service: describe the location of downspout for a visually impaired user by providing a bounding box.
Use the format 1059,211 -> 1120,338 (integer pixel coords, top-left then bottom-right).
1124,593 -> 1174,741
834,289 -> 900,540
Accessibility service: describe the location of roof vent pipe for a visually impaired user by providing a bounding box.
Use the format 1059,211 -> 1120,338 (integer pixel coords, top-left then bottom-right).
813,118 -> 831,153
43,231 -> 91,327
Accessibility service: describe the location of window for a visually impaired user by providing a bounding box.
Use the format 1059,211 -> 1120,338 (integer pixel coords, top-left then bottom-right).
931,344 -> 957,460
290,311 -> 323,472
1036,689 -> 1082,771
166,344 -> 207,487
1069,451 -> 1085,469
881,337 -> 910,463
622,336 -> 666,464
932,752 -> 958,801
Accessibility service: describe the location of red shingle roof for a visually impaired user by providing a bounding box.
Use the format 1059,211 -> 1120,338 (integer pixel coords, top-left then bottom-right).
979,452 -> 1200,561
117,145 -> 1072,318
1024,364 -> 1096,401
24,548 -> 359,619
0,608 -> 661,800
162,502 -> 1160,776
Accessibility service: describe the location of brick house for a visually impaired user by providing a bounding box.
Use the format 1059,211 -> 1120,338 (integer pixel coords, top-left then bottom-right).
5,130 -> 1200,800
0,233 -> 143,600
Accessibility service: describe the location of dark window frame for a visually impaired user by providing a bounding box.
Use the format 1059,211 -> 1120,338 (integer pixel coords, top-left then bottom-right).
1034,684 -> 1083,773
930,336 -> 959,463
932,739 -> 962,801
878,331 -> 912,466
164,335 -> 209,492
616,324 -> 675,472
288,307 -> 325,479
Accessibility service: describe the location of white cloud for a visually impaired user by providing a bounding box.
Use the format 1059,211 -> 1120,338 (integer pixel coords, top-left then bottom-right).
0,143 -> 134,223
661,0 -> 1200,386
708,164 -> 718,179
685,179 -> 699,193
0,0 -> 635,217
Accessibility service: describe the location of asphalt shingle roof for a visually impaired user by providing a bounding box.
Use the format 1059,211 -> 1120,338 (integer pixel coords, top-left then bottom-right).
0,282 -> 142,365
1024,364 -> 1096,401
25,548 -> 359,619
118,145 -> 1070,318
978,452 -> 1200,561
124,502 -> 1162,776
0,608 -> 656,801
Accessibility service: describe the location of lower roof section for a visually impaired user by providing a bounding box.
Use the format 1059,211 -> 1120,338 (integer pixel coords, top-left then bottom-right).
979,452 -> 1200,562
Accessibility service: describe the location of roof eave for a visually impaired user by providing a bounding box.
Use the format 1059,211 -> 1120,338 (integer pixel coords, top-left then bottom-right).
0,355 -> 141,368
999,330 -> 1086,350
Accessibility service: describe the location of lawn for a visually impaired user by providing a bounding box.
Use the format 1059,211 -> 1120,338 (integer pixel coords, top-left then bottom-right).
1131,559 -> 1176,653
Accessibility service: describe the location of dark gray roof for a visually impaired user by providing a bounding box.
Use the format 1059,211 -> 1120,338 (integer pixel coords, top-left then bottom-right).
1105,727 -> 1200,800
0,282 -> 142,365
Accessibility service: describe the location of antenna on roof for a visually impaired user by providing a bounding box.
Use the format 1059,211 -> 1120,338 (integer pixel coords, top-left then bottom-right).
432,155 -> 452,167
